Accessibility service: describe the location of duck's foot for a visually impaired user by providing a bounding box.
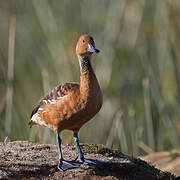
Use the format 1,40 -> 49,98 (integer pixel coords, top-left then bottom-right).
82,158 -> 105,169
58,159 -> 82,171
75,157 -> 105,169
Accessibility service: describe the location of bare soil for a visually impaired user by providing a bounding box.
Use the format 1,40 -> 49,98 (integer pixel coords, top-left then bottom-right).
0,141 -> 178,180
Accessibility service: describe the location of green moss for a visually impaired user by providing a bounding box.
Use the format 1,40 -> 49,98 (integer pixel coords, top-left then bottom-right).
26,157 -> 34,161
71,143 -> 105,154
72,143 -> 120,157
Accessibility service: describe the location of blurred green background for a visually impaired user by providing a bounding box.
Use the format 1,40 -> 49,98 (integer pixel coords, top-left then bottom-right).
0,0 -> 180,156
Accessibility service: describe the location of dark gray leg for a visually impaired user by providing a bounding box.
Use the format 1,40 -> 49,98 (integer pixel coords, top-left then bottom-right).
73,132 -> 84,161
73,132 -> 104,168
57,134 -> 63,160
56,134 -> 81,171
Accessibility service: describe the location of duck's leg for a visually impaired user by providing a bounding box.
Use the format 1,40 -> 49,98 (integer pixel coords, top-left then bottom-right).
73,132 -> 104,168
56,134 -> 81,171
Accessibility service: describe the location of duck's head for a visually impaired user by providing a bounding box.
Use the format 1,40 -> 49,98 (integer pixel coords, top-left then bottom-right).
76,34 -> 100,57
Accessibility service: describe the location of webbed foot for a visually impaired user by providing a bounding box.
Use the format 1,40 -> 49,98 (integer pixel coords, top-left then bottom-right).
58,159 -> 82,171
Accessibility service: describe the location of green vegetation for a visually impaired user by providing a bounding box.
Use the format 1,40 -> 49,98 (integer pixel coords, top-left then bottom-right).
0,0 -> 180,157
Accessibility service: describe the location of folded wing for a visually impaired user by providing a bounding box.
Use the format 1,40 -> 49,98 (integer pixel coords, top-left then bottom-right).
29,83 -> 79,128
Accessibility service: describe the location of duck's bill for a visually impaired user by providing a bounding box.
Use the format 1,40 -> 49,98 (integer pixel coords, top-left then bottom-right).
87,43 -> 100,53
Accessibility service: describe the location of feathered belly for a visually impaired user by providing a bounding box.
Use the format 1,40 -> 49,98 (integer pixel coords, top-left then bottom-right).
57,105 -> 101,132
57,92 -> 103,132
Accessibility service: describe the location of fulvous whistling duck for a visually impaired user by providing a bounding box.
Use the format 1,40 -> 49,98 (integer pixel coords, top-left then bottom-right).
29,34 -> 103,170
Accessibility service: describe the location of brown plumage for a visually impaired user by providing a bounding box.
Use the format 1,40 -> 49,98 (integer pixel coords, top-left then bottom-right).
29,83 -> 80,129
29,34 -> 103,171
29,34 -> 102,134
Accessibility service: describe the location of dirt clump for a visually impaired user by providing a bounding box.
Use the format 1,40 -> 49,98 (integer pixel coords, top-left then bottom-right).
0,141 -> 178,179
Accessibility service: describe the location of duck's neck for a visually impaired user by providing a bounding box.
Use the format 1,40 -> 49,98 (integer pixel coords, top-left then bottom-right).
79,56 -> 92,71
79,55 -> 97,92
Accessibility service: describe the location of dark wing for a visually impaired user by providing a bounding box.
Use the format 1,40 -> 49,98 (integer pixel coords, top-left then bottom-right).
30,83 -> 79,119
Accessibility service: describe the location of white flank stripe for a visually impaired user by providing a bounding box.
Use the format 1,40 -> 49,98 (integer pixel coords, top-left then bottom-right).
50,100 -> 56,104
31,113 -> 53,130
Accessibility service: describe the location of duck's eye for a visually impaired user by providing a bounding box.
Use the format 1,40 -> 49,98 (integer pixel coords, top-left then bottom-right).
82,40 -> 85,43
